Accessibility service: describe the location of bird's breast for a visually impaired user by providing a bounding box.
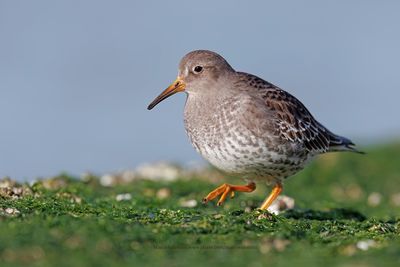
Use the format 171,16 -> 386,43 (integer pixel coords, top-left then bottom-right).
183,95 -> 307,178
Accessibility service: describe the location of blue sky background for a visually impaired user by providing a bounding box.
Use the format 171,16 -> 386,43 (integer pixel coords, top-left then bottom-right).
1,0 -> 399,180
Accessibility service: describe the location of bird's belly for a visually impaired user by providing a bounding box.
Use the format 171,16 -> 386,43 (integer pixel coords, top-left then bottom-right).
187,127 -> 308,179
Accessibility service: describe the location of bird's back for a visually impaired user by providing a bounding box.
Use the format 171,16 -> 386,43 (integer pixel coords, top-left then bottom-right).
233,72 -> 361,154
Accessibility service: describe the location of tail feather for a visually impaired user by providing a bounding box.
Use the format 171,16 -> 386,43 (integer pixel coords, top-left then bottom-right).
328,133 -> 365,154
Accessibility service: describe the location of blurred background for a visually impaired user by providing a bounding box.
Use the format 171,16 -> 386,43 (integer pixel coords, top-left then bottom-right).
1,0 -> 399,180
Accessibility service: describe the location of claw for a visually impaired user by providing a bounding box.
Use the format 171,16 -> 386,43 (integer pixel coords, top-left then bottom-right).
202,182 -> 256,207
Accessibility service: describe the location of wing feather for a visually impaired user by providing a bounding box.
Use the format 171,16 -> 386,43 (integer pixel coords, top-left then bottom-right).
236,72 -> 331,153
264,88 -> 330,152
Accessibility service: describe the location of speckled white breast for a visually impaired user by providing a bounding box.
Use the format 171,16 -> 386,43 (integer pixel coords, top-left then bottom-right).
183,94 -> 310,182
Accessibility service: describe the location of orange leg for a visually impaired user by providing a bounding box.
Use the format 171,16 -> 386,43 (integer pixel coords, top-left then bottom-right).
259,183 -> 283,210
202,182 -> 256,206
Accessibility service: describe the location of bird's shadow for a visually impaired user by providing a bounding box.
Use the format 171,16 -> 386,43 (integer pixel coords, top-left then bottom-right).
282,208 -> 366,221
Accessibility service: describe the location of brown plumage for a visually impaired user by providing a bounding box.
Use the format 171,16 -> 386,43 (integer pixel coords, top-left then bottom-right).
148,50 -> 362,210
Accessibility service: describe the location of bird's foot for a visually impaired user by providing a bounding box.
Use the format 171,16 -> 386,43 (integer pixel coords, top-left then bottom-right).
259,183 -> 283,210
202,182 -> 256,206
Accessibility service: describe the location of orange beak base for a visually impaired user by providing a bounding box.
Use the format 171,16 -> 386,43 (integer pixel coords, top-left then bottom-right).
147,77 -> 186,110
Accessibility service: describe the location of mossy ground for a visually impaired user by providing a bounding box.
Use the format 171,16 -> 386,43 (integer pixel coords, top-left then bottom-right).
1,143 -> 400,267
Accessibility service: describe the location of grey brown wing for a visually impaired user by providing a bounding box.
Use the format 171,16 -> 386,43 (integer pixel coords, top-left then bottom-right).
235,72 -> 332,153
260,88 -> 331,153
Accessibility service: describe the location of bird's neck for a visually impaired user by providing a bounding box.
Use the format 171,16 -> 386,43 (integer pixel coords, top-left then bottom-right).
183,89 -> 235,131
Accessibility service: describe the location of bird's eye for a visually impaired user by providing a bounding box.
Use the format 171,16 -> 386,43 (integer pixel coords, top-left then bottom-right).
193,66 -> 203,73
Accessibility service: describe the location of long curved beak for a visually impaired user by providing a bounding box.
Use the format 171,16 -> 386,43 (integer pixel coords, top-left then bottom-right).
147,77 -> 186,110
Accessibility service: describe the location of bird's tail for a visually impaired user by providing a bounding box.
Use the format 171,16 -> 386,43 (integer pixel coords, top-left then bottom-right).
327,132 -> 365,154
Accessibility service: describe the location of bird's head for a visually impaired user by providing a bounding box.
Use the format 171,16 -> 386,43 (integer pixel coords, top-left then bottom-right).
147,50 -> 234,110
